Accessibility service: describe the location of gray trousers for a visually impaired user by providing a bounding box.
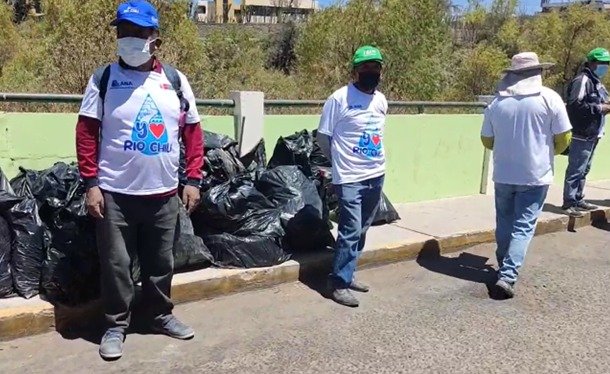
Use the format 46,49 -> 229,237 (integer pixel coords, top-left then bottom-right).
97,191 -> 179,332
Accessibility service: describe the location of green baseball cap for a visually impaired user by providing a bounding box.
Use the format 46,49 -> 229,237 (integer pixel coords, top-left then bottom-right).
587,47 -> 610,63
352,45 -> 383,67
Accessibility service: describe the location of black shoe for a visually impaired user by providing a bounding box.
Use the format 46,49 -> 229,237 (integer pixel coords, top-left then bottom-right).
562,206 -> 585,218
151,315 -> 195,340
349,279 -> 370,293
495,280 -> 515,299
331,288 -> 359,307
99,329 -> 124,360
577,201 -> 598,211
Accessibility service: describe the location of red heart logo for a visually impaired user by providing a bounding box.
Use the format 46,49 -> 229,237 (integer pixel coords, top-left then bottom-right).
372,134 -> 381,146
149,123 -> 165,139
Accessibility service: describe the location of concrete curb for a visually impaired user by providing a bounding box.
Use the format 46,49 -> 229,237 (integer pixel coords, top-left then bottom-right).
1,207 -> 608,342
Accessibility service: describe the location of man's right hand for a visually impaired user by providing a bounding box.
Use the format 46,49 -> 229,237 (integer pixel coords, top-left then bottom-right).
601,104 -> 610,114
86,186 -> 105,219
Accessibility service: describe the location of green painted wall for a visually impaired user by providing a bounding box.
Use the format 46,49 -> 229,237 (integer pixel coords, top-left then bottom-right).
1,112 -> 608,203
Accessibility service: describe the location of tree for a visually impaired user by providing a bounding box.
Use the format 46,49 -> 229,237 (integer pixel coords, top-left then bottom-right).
296,0 -> 452,100
521,5 -> 610,94
267,21 -> 299,74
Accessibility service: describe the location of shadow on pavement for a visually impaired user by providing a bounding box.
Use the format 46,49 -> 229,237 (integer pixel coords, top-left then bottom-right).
53,287 -> 171,346
543,203 -> 567,215
592,219 -> 610,232
416,241 -> 501,299
296,250 -> 334,301
543,203 -> 577,232
586,199 -> 610,208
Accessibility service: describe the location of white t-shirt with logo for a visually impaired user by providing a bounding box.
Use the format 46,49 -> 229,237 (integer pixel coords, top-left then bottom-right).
481,86 -> 572,186
79,63 -> 200,195
317,83 -> 387,185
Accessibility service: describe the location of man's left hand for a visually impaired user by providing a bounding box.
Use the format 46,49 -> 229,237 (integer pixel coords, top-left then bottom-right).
182,185 -> 201,214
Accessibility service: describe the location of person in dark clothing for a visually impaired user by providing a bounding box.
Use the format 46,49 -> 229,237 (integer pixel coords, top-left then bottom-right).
562,47 -> 610,217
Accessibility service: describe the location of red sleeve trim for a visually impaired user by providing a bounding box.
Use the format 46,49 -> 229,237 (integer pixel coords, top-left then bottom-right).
76,115 -> 101,180
181,122 -> 204,180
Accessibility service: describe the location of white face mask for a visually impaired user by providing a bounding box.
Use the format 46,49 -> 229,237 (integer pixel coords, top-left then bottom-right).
117,37 -> 156,67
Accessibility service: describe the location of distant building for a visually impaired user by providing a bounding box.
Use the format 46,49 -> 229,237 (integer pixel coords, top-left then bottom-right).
191,0 -> 319,24
540,0 -> 610,12
238,0 -> 319,24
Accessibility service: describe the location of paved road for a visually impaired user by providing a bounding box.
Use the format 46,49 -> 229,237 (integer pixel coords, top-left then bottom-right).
2,226 -> 610,373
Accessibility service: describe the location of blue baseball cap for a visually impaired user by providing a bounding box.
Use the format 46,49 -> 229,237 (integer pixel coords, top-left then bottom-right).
110,1 -> 159,29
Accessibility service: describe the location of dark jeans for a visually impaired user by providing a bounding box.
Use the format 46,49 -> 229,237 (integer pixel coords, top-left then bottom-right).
330,175 -> 384,288
563,138 -> 599,208
97,192 -> 179,333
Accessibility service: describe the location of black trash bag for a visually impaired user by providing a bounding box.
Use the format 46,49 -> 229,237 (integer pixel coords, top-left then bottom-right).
202,233 -> 288,268
256,166 -> 322,216
9,167 -> 40,199
0,169 -> 22,213
192,175 -> 288,268
372,192 -> 401,226
41,189 -> 100,306
10,163 -> 78,202
195,175 -> 284,238
267,130 -> 337,227
0,215 -> 14,298
256,166 -> 333,252
9,163 -> 81,233
240,138 -> 267,173
202,148 -> 246,191
310,130 -> 332,168
173,204 -> 214,271
204,129 -> 237,150
267,130 -> 316,177
10,198 -> 45,298
201,131 -> 246,191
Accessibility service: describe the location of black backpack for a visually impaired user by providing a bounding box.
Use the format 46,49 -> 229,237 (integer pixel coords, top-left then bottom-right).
92,63 -> 190,116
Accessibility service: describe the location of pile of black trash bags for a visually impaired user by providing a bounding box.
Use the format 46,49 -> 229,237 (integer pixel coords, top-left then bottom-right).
0,128 -> 399,306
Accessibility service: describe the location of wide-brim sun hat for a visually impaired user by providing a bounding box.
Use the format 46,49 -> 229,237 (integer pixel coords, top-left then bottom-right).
503,52 -> 554,73
498,52 -> 553,96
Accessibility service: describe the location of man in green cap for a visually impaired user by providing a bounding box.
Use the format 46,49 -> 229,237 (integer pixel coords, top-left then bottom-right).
562,47 -> 610,217
316,45 -> 387,307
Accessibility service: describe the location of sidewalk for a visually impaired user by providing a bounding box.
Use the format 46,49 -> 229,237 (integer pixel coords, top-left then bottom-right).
1,180 -> 609,341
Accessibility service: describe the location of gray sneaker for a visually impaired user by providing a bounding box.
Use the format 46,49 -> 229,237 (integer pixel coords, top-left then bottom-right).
349,279 -> 370,293
495,280 -> 515,299
577,201 -> 598,211
331,288 -> 359,307
99,330 -> 124,360
563,206 -> 585,218
152,315 -> 195,340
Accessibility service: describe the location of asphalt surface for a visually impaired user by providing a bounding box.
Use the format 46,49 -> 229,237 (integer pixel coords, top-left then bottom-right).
1,225 -> 610,373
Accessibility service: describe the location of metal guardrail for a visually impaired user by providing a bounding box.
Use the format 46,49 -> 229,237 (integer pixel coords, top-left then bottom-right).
0,93 -> 235,107
0,93 -> 488,111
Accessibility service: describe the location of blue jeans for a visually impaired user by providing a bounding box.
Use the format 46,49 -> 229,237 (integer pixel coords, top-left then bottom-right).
331,175 -> 384,288
563,138 -> 598,207
494,183 -> 549,284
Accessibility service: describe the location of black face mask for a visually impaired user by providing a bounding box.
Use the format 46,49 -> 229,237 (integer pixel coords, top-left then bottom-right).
357,72 -> 381,92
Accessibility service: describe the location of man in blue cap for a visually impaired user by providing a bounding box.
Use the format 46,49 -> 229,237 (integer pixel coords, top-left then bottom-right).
76,0 -> 203,360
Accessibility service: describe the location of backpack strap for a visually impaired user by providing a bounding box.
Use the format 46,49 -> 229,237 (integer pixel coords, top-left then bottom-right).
161,63 -> 190,114
93,64 -> 112,102
93,64 -> 112,117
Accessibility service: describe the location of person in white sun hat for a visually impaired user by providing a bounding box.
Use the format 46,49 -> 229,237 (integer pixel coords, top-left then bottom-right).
481,52 -> 572,299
